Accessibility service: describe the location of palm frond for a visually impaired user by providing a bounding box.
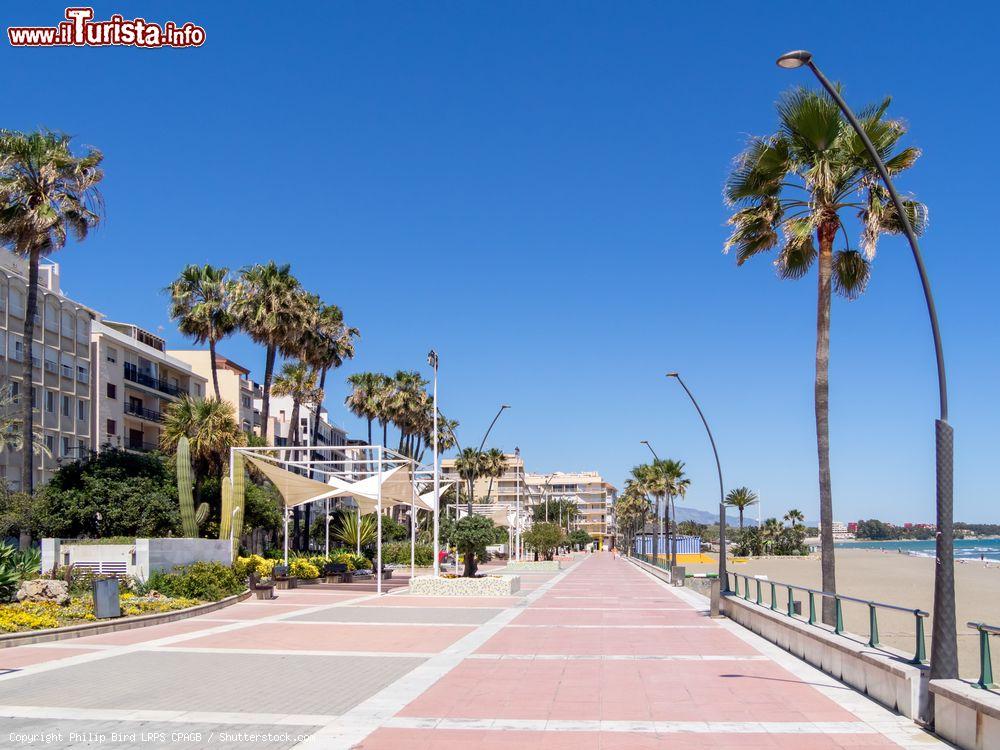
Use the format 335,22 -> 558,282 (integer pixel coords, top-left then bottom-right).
833,250 -> 871,300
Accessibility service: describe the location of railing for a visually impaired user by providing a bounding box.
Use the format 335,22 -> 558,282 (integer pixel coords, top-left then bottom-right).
968,621 -> 999,690
124,401 -> 163,422
728,571 -> 928,665
123,363 -> 183,398
126,440 -> 160,453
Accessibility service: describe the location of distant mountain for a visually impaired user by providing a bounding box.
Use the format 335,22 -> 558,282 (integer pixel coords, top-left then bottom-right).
672,505 -> 759,528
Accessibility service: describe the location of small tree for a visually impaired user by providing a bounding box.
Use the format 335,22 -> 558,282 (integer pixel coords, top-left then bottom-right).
524,522 -> 563,561
453,515 -> 495,577
568,529 -> 592,551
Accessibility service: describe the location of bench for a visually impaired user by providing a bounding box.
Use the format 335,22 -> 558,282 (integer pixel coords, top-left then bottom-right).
322,562 -> 352,584
272,564 -> 297,590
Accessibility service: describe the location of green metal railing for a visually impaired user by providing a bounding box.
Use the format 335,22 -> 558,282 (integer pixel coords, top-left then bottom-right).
967,621 -> 999,690
728,571 -> 928,665
634,551 -> 670,571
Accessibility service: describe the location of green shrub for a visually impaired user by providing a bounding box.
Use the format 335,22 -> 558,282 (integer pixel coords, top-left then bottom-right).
145,561 -> 244,601
289,558 -> 319,579
381,542 -> 433,566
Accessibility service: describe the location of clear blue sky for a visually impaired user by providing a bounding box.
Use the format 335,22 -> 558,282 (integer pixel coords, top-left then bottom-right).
4,2 -> 998,523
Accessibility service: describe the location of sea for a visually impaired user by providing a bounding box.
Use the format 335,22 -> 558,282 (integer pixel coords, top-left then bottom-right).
836,538 -> 1000,562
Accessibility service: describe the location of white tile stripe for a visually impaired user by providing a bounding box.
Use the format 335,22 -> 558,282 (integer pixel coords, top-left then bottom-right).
467,653 -> 771,661
141,646 -> 440,659
382,716 -> 878,734
0,705 -> 333,726
195,618 -> 475,628
293,559 -> 585,749
506,623 -> 715,629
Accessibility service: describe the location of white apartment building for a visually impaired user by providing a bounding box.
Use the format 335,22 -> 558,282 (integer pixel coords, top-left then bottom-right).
0,249 -> 97,489
259,393 -> 347,452
91,321 -> 206,453
169,350 -> 262,435
526,470 -> 618,548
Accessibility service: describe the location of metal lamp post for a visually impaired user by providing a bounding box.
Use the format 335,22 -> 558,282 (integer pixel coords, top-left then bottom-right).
514,446 -> 521,561
641,439 -> 676,571
640,440 -> 666,569
666,373 -> 727,590
776,49 -> 956,679
428,350 -> 441,576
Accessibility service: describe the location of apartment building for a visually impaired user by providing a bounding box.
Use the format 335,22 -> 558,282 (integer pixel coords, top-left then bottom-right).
0,249 -> 97,489
169,350 -> 262,434
91,321 -> 206,453
526,470 -> 618,548
260,393 -> 347,452
440,452 -> 529,508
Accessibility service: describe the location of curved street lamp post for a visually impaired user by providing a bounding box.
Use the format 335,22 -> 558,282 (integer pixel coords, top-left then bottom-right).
775,49 -> 956,679
666,373 -> 727,590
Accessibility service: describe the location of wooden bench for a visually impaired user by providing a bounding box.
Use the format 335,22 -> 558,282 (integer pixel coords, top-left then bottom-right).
272,564 -> 297,590
248,571 -> 275,600
322,562 -> 352,584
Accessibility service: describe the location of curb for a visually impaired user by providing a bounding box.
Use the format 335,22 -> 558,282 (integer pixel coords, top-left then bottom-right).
0,589 -> 251,649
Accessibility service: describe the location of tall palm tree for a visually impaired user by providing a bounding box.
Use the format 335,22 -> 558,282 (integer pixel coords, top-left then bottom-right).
725,487 -> 759,530
615,482 -> 651,554
784,508 -> 806,528
166,264 -> 237,399
345,372 -> 384,445
630,463 -> 665,560
762,517 -> 784,554
385,370 -> 429,455
0,130 -> 104,493
655,458 -> 689,564
232,262 -> 303,443
481,448 -> 509,502
724,87 -> 925,623
270,361 -> 321,449
454,447 -> 485,514
160,396 -> 245,503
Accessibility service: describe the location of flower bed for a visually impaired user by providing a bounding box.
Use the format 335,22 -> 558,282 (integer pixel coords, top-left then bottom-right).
409,574 -> 520,596
0,593 -> 200,633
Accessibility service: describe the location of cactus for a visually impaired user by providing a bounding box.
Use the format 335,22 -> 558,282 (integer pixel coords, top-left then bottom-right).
219,454 -> 246,557
177,436 -> 198,537
195,502 -> 209,526
219,476 -> 234,541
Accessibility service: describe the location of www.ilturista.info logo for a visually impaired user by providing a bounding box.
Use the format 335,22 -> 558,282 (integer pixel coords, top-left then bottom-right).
8,7 -> 205,48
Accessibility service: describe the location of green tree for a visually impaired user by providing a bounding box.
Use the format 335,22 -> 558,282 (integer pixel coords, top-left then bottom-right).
524,522 -> 563,561
345,373 -> 384,446
453,515 -> 496,577
160,396 -> 244,504
0,129 -> 105,495
568,529 -> 592,551
724,87 -> 926,623
784,508 -> 806,528
725,487 -> 759,530
231,262 -> 303,443
166,264 -> 237,400
454,447 -> 485,513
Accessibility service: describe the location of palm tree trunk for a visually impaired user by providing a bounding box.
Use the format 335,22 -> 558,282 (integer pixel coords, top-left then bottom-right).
311,368 -> 327,445
19,247 -> 41,499
739,508 -> 744,530
209,339 -> 221,400
260,345 -> 276,442
652,495 -> 660,562
816,223 -> 837,625
366,418 -> 372,445
290,398 -> 301,550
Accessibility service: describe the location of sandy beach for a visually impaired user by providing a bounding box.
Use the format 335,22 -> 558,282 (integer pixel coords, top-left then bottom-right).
682,548 -> 1000,678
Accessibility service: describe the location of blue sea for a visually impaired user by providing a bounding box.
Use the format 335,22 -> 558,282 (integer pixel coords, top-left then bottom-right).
836,538 -> 1000,562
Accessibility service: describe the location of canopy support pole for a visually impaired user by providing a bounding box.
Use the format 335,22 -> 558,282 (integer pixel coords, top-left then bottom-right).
410,469 -> 416,581
283,507 -> 289,566
356,507 -> 361,555
376,447 -> 383,595
325,497 -> 330,557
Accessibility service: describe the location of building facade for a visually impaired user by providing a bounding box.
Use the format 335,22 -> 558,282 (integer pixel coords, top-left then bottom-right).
440,452 -> 529,508
526,471 -> 618,548
260,393 -> 347,452
0,250 -> 97,489
91,321 -> 206,453
169,350 -> 262,435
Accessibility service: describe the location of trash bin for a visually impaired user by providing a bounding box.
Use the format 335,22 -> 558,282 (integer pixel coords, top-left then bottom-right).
92,577 -> 121,619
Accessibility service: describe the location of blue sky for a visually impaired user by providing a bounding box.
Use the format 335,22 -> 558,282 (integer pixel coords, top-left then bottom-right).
3,2 -> 998,523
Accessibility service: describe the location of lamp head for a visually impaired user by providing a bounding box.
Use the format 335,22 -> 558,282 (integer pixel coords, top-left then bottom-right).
776,50 -> 813,69
501,404 -> 511,410
640,440 -> 649,446
665,372 -> 679,378
427,349 -> 438,367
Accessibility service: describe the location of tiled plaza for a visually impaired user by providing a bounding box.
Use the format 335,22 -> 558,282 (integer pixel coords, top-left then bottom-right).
0,555 -> 945,748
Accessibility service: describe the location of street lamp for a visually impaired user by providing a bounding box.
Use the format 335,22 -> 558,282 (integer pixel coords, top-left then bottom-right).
514,446 -> 521,561
428,350 -> 441,576
666,373 -> 727,590
325,504 -> 335,557
776,49 -> 956,679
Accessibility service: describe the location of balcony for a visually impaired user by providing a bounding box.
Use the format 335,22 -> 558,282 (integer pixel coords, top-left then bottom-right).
123,363 -> 184,398
126,439 -> 160,453
124,401 -> 163,423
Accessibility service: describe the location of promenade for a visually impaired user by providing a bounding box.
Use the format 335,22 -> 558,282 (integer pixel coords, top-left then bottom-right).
0,554 -> 944,749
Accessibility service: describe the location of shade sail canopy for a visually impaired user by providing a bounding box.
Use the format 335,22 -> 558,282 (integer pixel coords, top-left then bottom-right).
246,456 -> 343,508
417,482 -> 454,512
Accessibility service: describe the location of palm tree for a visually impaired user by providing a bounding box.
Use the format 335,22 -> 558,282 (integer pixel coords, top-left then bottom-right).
345,372 -> 384,445
0,130 -> 104,493
481,448 -> 509,502
724,87 -> 925,623
615,483 -> 651,554
303,301 -> 358,442
762,517 -> 783,554
385,370 -> 429,456
270,361 -> 321,449
160,396 -> 245,503
231,262 -> 303,443
655,458 -> 689,564
454,447 -> 485,514
784,508 -> 806,528
166,264 -> 237,399
725,487 -> 759,530
631,463 -> 665,561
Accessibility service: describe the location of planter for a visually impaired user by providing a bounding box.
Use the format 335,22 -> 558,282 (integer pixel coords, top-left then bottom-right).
274,577 -> 298,590
298,577 -> 319,585
409,575 -> 520,597
506,560 -> 561,571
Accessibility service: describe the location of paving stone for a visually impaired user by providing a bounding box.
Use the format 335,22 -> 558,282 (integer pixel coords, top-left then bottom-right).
286,606 -> 502,625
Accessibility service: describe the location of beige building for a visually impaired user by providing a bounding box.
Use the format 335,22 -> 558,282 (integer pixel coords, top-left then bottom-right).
91,321 -> 206,453
440,452 -> 529,509
526,471 -> 618,548
169,350 -> 261,434
0,249 -> 97,489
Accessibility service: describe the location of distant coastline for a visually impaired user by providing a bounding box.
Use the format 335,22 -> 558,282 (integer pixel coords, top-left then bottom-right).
835,537 -> 1000,562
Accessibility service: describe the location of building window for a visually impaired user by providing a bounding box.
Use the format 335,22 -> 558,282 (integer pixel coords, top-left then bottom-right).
106,383 -> 116,399
106,347 -> 117,364
60,352 -> 74,378
61,436 -> 71,457
62,395 -> 71,417
45,434 -> 55,454
45,301 -> 58,332
0,330 -> 5,359
9,382 -> 18,403
106,419 -> 117,436
77,315 -> 89,344
45,390 -> 54,413
61,311 -> 74,338
11,336 -> 23,362
78,399 -> 87,422
44,347 -> 58,373
31,387 -> 37,409
9,288 -> 24,318
77,363 -> 90,384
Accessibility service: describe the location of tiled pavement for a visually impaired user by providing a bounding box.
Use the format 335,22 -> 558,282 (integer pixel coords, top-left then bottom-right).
0,555 -> 947,749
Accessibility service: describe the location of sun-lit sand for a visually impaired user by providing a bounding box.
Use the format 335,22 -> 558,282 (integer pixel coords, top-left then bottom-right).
681,547 -> 1000,678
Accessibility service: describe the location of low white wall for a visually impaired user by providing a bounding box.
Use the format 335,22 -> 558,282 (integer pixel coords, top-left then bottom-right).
723,594 -> 930,721
409,575 -> 520,596
506,560 -> 561,571
42,538 -> 233,581
930,679 -> 1000,749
